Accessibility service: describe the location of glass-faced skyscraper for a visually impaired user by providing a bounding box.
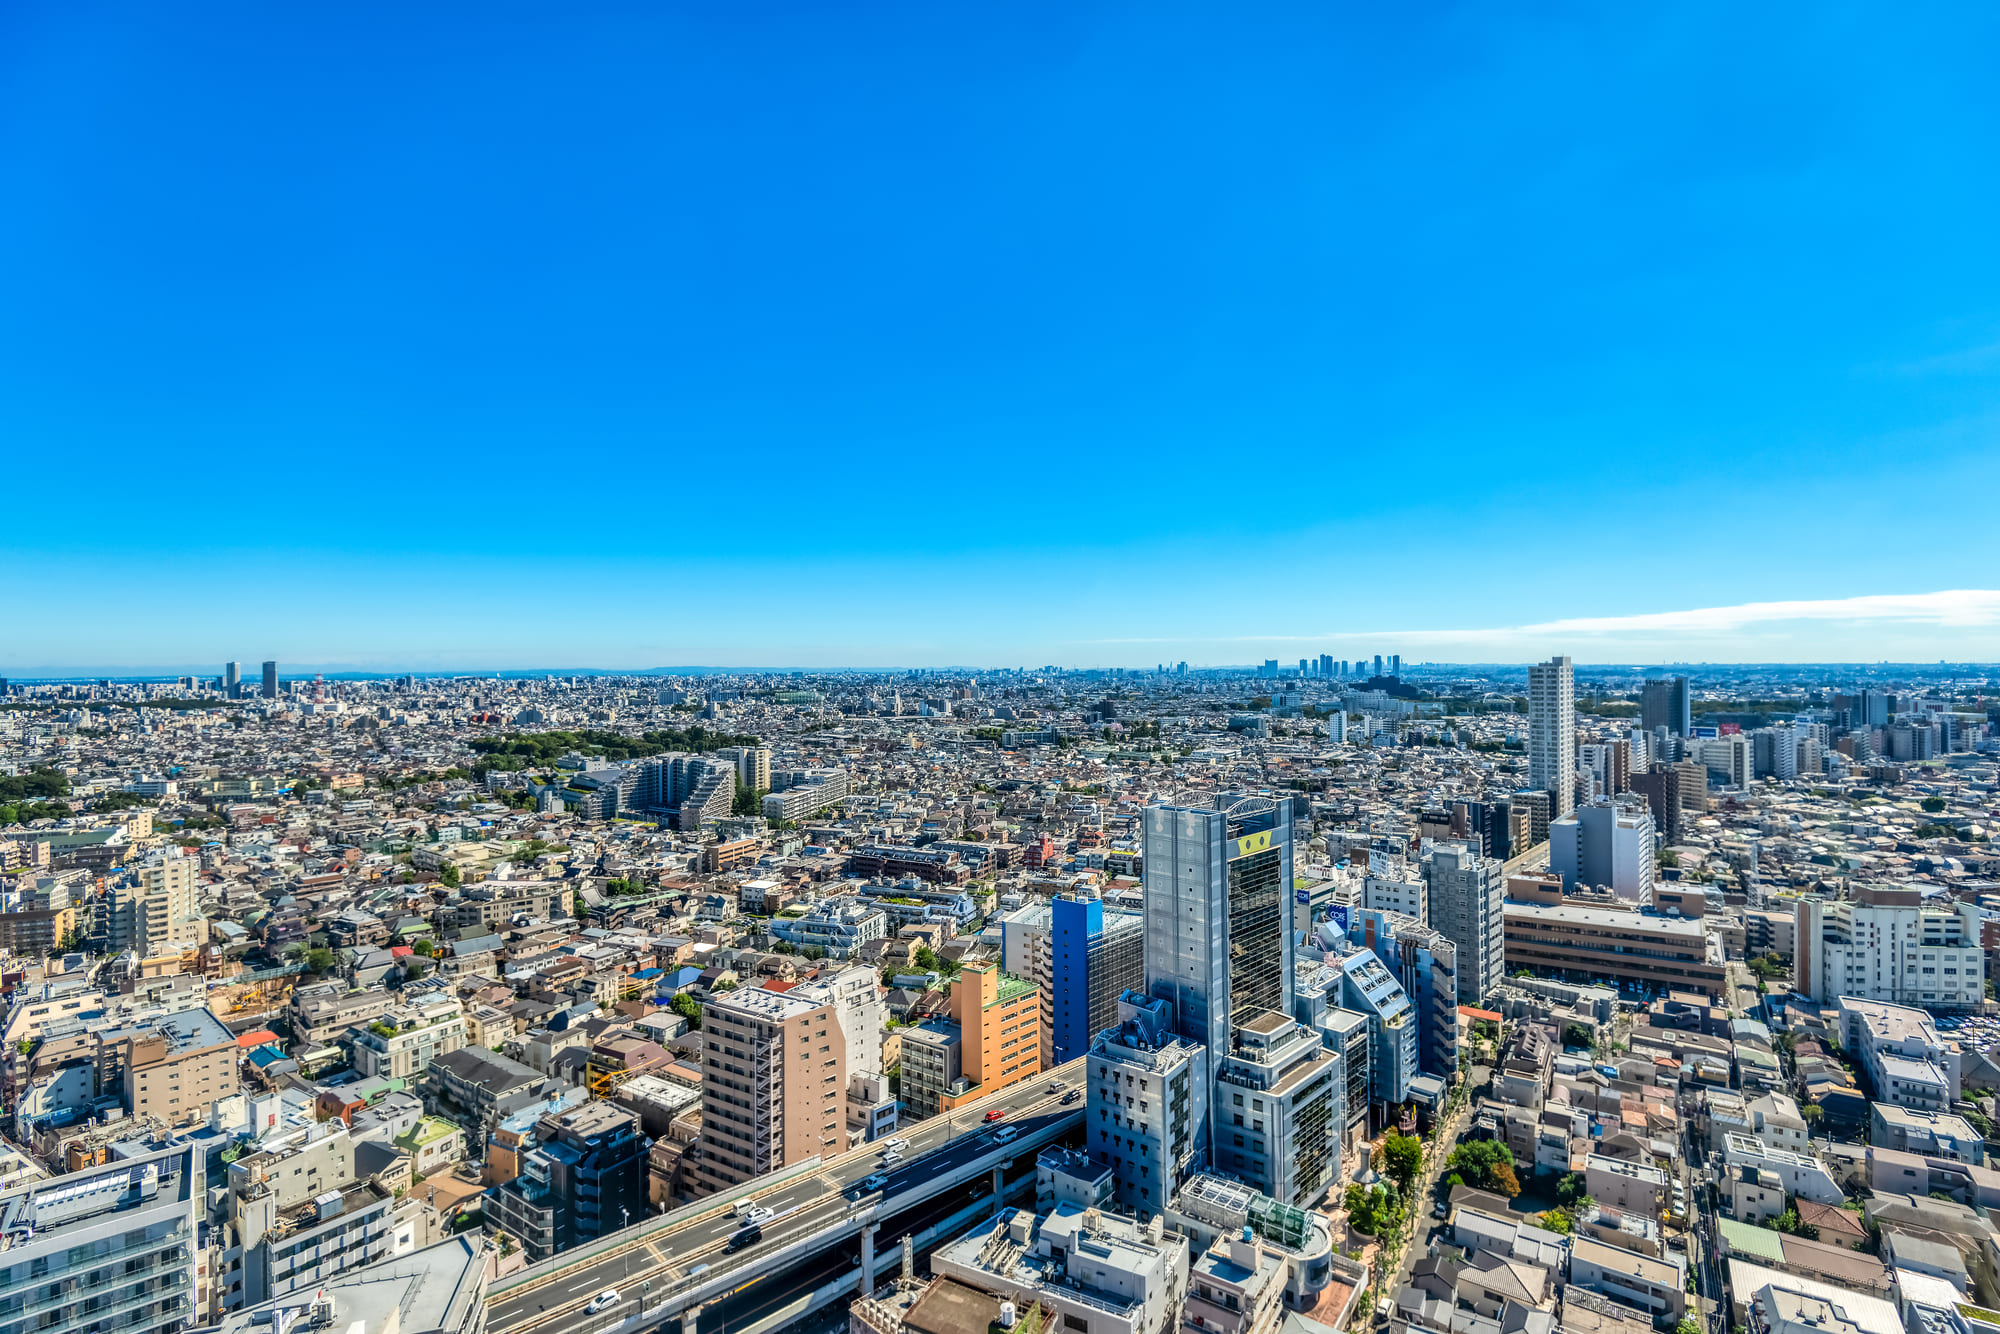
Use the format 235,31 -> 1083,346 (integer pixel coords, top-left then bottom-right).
1141,795 -> 1295,1062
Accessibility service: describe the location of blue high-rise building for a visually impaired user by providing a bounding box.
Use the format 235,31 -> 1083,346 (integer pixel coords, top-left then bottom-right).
1048,891 -> 1144,1066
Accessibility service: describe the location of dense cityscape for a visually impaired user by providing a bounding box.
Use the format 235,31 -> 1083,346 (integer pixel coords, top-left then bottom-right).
0,655 -> 1996,1334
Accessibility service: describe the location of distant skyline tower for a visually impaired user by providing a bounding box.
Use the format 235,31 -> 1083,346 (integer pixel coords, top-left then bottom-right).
261,660 -> 278,699
1389,653 -> 1401,676
1373,654 -> 1384,677
1529,654 -> 1576,819
1641,675 -> 1690,736
223,661 -> 240,698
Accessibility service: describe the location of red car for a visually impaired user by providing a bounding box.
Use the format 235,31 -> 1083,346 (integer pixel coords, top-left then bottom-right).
983,1109 -> 1005,1123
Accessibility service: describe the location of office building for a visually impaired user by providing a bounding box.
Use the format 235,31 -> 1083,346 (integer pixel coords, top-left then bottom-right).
899,1019 -> 964,1122
224,661 -> 241,698
1692,733 -> 1754,793
1447,799 -> 1510,861
260,660 -> 278,699
1502,900 -> 1725,998
1528,655 -> 1575,819
1046,891 -> 1145,1067
1088,991 -> 1208,1219
1793,887 -> 1985,1009
485,1101 -> 649,1260
1361,866 -> 1425,920
1641,676 -> 1691,736
1428,842 -> 1504,1005
1350,910 -> 1459,1080
1318,948 -> 1416,1125
691,982 -> 848,1192
1629,764 -> 1683,844
930,1201 -> 1190,1334
1550,800 -> 1656,901
1141,795 -> 1295,1062
1213,1009 -> 1342,1207
0,1142 -> 200,1334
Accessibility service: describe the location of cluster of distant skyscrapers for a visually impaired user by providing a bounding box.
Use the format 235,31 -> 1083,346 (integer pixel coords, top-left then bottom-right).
217,660 -> 280,699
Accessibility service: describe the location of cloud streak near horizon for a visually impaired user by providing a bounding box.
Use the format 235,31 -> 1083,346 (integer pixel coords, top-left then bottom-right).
1085,591 -> 2000,649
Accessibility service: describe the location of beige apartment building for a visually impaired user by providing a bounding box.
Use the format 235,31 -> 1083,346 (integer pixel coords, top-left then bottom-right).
691,981 -> 849,1194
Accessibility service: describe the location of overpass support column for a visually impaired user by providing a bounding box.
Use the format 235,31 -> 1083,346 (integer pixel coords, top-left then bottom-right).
683,1305 -> 702,1334
991,1166 -> 1004,1214
859,1223 -> 880,1296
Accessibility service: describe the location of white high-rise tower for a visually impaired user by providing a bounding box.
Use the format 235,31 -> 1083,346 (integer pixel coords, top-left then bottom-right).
1529,655 -> 1575,820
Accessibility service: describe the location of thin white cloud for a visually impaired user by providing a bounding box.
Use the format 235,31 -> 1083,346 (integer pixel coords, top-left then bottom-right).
1081,590 -> 2000,647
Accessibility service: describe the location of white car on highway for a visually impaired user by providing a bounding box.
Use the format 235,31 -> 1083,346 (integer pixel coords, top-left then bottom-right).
586,1290 -> 621,1314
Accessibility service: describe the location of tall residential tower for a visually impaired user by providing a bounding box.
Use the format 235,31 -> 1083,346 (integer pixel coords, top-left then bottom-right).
1529,655 -> 1576,820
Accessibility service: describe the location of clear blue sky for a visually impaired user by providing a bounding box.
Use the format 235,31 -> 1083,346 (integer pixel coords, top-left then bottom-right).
6,3 -> 2000,671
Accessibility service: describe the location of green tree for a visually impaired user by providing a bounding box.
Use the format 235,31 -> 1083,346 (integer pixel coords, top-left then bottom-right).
1555,1171 -> 1591,1207
1381,1129 -> 1423,1193
1447,1141 -> 1522,1197
305,947 -> 336,974
1677,1317 -> 1701,1334
732,786 -> 768,816
1562,1022 -> 1595,1051
670,993 -> 702,1031
438,862 -> 461,888
1922,796 -> 1947,812
1538,1207 -> 1573,1235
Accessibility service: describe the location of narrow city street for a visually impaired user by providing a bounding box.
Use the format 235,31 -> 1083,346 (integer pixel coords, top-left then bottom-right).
1370,1073 -> 1484,1324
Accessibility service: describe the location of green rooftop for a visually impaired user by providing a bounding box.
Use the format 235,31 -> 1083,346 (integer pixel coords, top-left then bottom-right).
1716,1219 -> 1785,1263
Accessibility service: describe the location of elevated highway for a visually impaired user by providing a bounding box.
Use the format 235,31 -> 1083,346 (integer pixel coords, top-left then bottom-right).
487,1058 -> 1090,1334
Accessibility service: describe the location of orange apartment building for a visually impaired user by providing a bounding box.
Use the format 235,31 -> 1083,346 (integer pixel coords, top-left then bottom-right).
938,960 -> 1041,1112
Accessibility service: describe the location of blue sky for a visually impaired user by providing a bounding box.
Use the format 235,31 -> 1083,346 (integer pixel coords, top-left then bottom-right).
6,2 -> 2000,671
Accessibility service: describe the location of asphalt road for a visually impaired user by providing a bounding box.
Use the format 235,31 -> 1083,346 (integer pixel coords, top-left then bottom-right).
489,1059 -> 1089,1334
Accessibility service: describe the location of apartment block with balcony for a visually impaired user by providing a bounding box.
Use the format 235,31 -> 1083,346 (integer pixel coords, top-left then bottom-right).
690,983 -> 848,1194
351,996 -> 466,1080
485,1101 -> 649,1260
1838,997 -> 1957,1111
0,1143 -> 200,1334
228,1180 -> 403,1308
1796,888 -> 1985,1009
